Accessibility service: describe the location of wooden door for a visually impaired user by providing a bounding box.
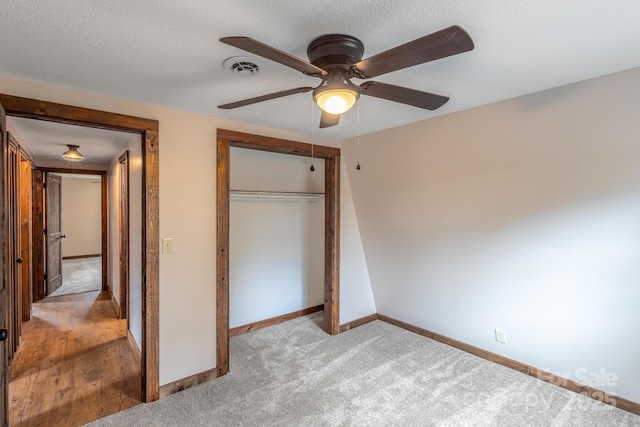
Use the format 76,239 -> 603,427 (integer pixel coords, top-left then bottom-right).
7,135 -> 21,357
45,173 -> 63,296
32,170 -> 44,302
119,152 -> 129,320
0,101 -> 10,427
19,153 -> 32,321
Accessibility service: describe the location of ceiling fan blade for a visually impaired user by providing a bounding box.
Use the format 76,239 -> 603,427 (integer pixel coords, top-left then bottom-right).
360,81 -> 449,110
351,25 -> 474,79
220,37 -> 327,78
319,111 -> 340,128
218,87 -> 314,109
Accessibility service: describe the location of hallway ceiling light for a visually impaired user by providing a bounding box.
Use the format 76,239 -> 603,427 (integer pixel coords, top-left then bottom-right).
62,144 -> 84,161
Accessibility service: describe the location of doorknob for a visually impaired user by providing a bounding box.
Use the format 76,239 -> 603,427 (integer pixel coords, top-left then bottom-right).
16,258 -> 23,264
0,329 -> 7,341
61,235 -> 66,239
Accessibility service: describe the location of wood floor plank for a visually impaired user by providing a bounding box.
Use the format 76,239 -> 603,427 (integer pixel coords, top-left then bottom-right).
8,290 -> 141,426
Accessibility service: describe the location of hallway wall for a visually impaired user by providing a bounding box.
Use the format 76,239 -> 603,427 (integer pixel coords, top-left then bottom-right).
108,136 -> 143,350
61,175 -> 101,257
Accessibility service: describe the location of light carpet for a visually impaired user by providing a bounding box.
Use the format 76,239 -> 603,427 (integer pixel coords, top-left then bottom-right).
87,313 -> 640,426
49,257 -> 102,298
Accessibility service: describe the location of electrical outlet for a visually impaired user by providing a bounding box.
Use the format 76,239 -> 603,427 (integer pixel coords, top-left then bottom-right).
495,329 -> 507,344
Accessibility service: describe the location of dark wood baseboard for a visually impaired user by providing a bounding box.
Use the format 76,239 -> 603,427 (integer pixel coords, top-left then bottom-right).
229,304 -> 324,337
107,286 -> 120,317
340,313 -> 378,333
378,314 -> 640,416
127,330 -> 142,365
63,254 -> 101,260
159,368 -> 219,398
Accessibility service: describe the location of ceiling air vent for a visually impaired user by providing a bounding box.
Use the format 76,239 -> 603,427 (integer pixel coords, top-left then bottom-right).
224,56 -> 264,76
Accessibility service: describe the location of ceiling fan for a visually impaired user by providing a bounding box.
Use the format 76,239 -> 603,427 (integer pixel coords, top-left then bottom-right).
218,25 -> 474,128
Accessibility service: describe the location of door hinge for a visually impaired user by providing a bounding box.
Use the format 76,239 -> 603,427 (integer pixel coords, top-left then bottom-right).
44,274 -> 48,281
43,228 -> 47,235
43,183 -> 47,189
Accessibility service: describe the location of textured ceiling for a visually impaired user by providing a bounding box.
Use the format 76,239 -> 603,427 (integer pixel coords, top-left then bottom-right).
2,0 -> 640,141
9,117 -> 135,164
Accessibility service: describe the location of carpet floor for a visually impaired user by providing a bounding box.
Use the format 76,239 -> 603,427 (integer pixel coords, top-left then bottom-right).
49,257 -> 102,298
87,313 -> 640,426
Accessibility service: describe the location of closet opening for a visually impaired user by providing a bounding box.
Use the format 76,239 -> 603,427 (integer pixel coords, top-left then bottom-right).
216,129 -> 341,376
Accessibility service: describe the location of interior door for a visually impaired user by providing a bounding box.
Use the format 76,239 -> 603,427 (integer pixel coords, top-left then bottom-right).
1,101 -> 10,426
7,135 -> 21,357
45,173 -> 63,296
19,153 -> 32,321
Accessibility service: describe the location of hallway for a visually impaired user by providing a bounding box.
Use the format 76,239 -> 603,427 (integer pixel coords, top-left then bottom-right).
8,291 -> 141,426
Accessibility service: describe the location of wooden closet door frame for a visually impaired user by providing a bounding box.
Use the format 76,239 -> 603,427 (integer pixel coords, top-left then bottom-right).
216,129 -> 341,376
0,94 -> 160,402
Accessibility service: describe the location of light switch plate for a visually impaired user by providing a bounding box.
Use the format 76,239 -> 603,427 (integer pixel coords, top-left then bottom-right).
162,238 -> 174,254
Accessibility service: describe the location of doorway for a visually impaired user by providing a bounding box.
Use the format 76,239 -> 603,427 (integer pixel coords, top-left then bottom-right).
39,171 -> 106,299
0,94 -> 160,413
216,129 -> 341,376
4,117 -> 144,424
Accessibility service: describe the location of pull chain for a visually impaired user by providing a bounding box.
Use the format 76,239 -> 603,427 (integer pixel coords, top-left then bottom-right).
310,101 -> 315,172
356,102 -> 361,171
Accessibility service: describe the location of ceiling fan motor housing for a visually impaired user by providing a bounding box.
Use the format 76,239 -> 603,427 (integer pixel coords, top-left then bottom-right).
307,34 -> 365,71
308,34 -> 365,105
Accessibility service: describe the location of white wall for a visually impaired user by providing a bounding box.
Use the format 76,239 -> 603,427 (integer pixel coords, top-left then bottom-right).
61,175 -> 102,257
230,147 -> 324,193
107,155 -> 120,302
339,158 -> 376,322
107,137 -> 143,350
128,136 -> 144,349
230,148 -> 325,327
343,67 -> 640,403
0,75 -> 375,386
230,200 -> 325,326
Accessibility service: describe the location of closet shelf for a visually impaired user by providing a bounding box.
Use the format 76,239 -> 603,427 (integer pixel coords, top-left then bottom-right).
230,190 -> 325,200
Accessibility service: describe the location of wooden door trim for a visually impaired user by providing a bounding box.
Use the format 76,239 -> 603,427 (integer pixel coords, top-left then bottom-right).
216,129 -> 341,377
0,101 -> 8,426
118,151 -> 130,322
0,94 -> 160,402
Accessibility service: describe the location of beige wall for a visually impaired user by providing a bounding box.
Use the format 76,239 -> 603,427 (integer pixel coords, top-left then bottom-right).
343,66 -> 640,403
0,75 -> 375,386
229,148 -> 326,327
108,136 -> 144,350
61,175 -> 102,257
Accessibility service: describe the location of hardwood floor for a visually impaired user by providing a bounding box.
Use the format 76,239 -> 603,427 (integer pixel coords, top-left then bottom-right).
8,291 -> 141,426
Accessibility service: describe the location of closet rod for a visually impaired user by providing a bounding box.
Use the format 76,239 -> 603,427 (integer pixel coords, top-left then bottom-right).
230,190 -> 325,200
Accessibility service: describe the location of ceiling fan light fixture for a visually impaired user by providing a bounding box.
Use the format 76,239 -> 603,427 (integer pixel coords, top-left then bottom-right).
62,144 -> 84,161
315,88 -> 358,115
219,26 -> 474,127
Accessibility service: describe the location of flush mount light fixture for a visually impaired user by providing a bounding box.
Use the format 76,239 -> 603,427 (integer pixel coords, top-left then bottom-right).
312,71 -> 361,115
314,87 -> 359,114
62,144 -> 84,161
